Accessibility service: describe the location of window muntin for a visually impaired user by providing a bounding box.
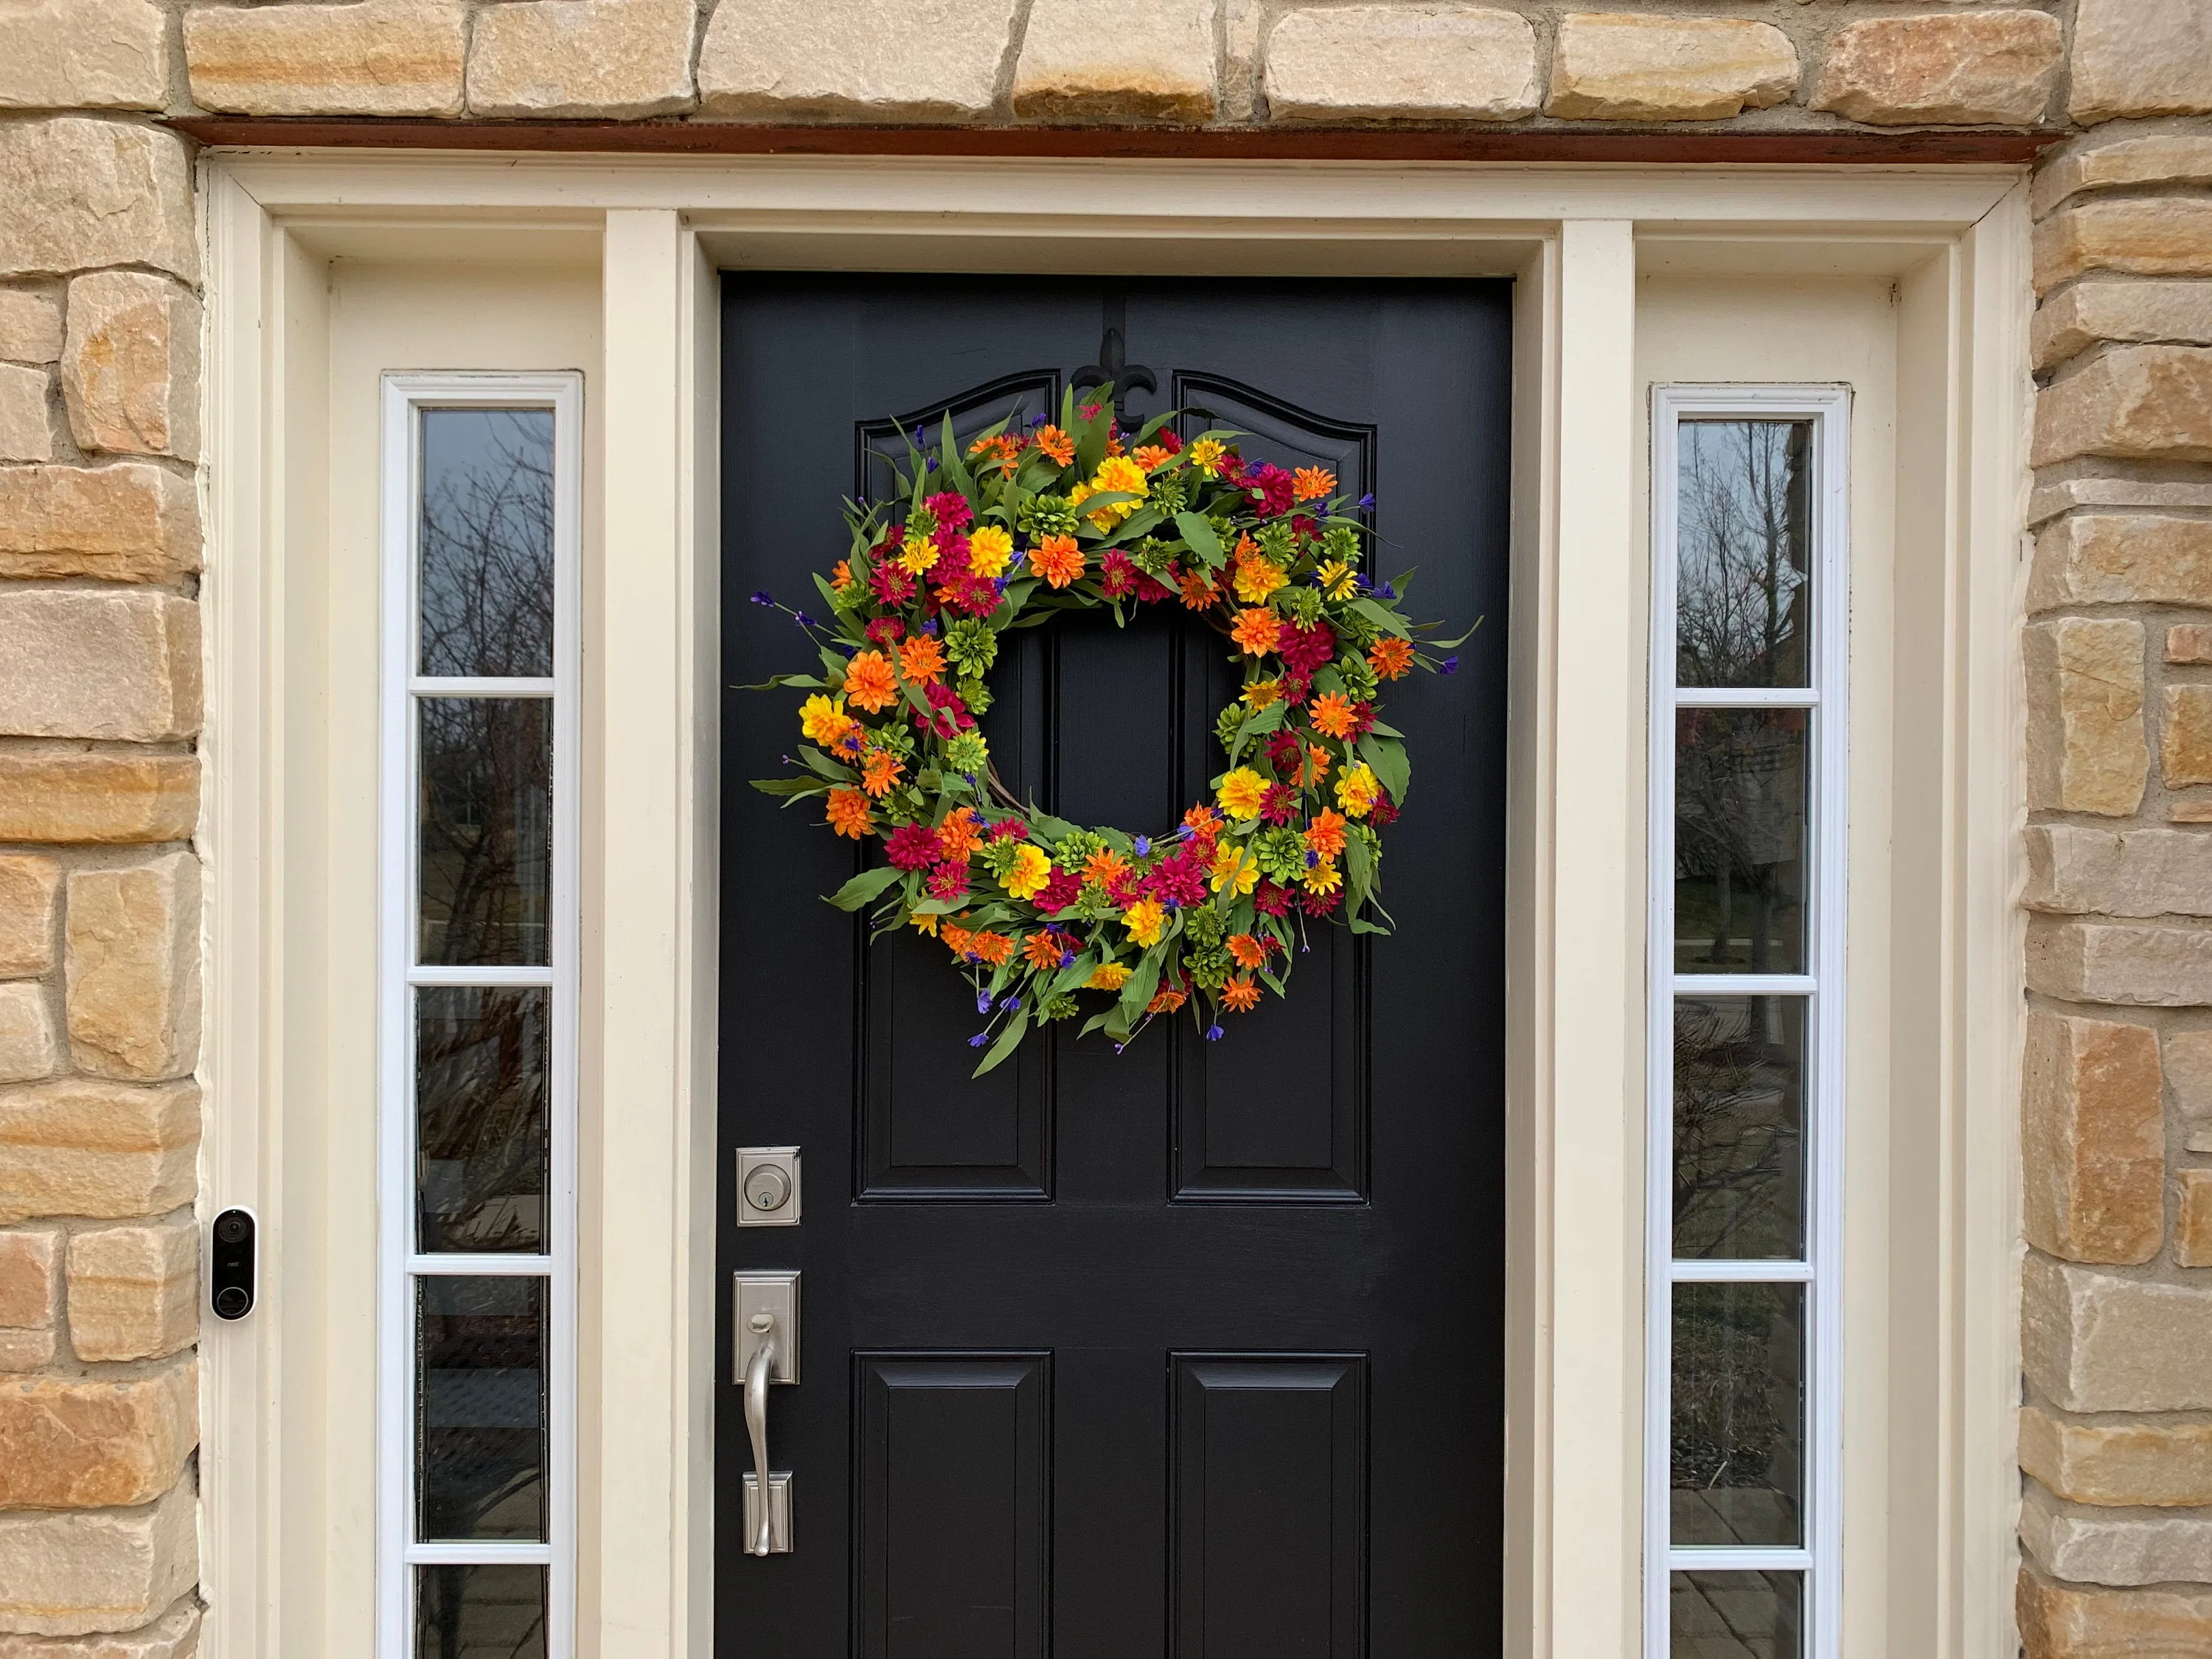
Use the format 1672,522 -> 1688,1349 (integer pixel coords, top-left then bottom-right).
380,376 -> 580,1659
1648,391 -> 1846,1659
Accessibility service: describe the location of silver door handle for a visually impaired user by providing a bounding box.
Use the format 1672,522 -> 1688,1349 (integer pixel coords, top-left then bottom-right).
743,1311 -> 779,1556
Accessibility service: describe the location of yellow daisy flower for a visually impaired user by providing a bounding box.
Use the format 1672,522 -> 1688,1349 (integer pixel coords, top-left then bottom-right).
1187,438 -> 1226,476
1240,678 -> 1283,710
1234,557 -> 1287,605
1088,961 -> 1131,992
1004,843 -> 1053,900
967,524 -> 1014,579
1215,767 -> 1270,821
1336,761 -> 1381,818
1209,844 -> 1260,897
1316,559 -> 1359,599
898,534 -> 940,575
799,693 -> 853,748
1121,899 -> 1167,947
1300,861 -> 1344,898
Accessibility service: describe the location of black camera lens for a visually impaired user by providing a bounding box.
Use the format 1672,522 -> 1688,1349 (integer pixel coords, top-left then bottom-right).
215,1214 -> 249,1245
212,1285 -> 250,1318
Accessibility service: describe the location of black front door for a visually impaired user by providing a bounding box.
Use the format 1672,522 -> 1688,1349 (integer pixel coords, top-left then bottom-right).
719,275 -> 1511,1656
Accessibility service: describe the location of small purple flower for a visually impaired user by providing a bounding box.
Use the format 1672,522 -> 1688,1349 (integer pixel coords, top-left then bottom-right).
926,457 -> 938,473
1440,655 -> 1460,675
749,590 -> 775,607
977,990 -> 992,1014
1304,848 -> 1319,869
921,617 -> 939,636
1000,995 -> 1022,1013
1377,581 -> 1397,600
1133,835 -> 1151,857
914,425 -> 926,446
793,611 -> 817,630
828,640 -> 858,657
1205,1023 -> 1225,1042
1113,1042 -> 1126,1054
1058,950 -> 1076,969
1030,413 -> 1048,427
969,1032 -> 990,1048
1357,493 -> 1375,511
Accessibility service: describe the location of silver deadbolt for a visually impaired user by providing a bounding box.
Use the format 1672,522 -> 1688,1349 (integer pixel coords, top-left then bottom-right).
736,1147 -> 801,1227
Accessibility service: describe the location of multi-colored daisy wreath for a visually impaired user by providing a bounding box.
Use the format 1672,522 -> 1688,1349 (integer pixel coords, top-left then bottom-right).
748,386 -> 1473,1076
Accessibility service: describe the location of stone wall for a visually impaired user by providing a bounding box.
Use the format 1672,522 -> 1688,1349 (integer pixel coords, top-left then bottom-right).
1,0 -> 2208,1652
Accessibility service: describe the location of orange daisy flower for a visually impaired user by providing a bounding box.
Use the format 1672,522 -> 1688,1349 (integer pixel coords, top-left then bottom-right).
1227,933 -> 1269,970
1029,534 -> 1084,589
843,650 -> 898,713
825,787 -> 873,840
1293,466 -> 1336,502
1308,692 -> 1358,739
1183,804 -> 1223,842
938,807 -> 982,862
831,558 -> 855,594
1147,985 -> 1188,1016
1231,608 -> 1281,657
1304,808 -> 1349,861
1221,975 -> 1262,1013
1367,637 -> 1416,681
1083,847 -> 1131,891
1133,443 -> 1173,470
1034,424 -> 1074,465
972,931 -> 1015,968
1022,931 -> 1064,972
941,922 -> 975,956
860,748 -> 902,799
1178,568 -> 1217,611
898,633 -> 947,686
1296,744 -> 1332,788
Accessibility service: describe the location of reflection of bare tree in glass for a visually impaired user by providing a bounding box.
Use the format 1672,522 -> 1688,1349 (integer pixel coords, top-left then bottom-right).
418,1282 -> 546,1565
1672,999 -> 1802,1259
1675,421 -> 1810,689
418,989 -> 547,1253
1671,1283 -> 1801,1530
1676,710 -> 1804,976
418,1562 -> 548,1659
420,410 -> 555,679
420,699 -> 552,966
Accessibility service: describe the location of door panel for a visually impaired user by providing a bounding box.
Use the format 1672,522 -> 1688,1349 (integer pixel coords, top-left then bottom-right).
720,274 -> 1511,1655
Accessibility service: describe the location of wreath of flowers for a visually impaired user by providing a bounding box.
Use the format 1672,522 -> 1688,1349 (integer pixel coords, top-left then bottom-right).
749,386 -> 1472,1076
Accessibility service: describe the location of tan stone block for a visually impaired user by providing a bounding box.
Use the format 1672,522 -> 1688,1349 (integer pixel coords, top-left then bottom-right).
184,0 -> 465,116
2029,919 -> 2212,1007
2035,200 -> 2212,294
1264,4 -> 1538,124
2171,801 -> 2212,826
64,855 -> 199,1084
2024,1253 -> 2212,1412
2034,346 -> 2212,468
2166,686 -> 2212,789
0,591 -> 201,742
66,1222 -> 194,1363
2022,1013 -> 2164,1265
0,1079 -> 197,1225
0,1598 -> 201,1659
0,1360 -> 194,1512
2022,1481 -> 2212,1587
0,857 -> 59,980
0,1231 -> 57,1330
2032,514 -> 2212,611
2070,0 -> 2212,124
2025,617 -> 2146,815
0,755 -> 197,847
0,0 -> 170,112
0,292 -> 63,366
2167,1029 -> 2212,1122
60,274 -> 200,462
2023,1403 -> 2212,1508
0,366 -> 54,462
698,0 -> 1018,122
1812,11 -> 2059,128
1545,13 -> 1795,122
2020,1563 -> 2212,1655
0,1329 -> 55,1371
0,1478 -> 195,1636
467,0 -> 695,119
2034,134 -> 2212,218
2171,626 -> 2212,667
0,120 -> 194,283
0,465 -> 200,582
1012,0 -> 1215,123
0,987 -> 57,1088
2034,280 -> 2212,372
2179,1170 -> 2212,1268
2025,825 -> 2212,917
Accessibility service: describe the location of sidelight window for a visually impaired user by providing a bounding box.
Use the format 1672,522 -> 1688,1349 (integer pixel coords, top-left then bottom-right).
1646,389 -> 1847,1659
378,376 -> 581,1659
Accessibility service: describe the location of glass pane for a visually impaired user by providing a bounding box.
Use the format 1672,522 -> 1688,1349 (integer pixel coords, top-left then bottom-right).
1673,996 -> 1806,1261
417,987 -> 549,1254
1671,1570 -> 1802,1659
419,408 -> 555,679
1672,1282 -> 1804,1546
417,1275 -> 546,1541
1675,710 -> 1806,975
419,697 -> 552,966
415,1562 -> 547,1659
1675,419 -> 1812,689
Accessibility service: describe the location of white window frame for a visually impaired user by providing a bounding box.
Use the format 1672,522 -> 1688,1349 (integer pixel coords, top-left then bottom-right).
376,372 -> 584,1659
1645,385 -> 1851,1659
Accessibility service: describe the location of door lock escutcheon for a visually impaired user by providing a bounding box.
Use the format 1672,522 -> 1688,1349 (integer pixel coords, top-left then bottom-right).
735,1271 -> 799,1555
737,1146 -> 801,1226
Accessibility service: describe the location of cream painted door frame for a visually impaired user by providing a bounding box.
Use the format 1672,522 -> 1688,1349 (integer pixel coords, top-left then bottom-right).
197,153 -> 2029,1659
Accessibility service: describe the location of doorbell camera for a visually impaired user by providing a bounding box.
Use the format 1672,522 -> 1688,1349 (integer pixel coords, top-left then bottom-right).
209,1208 -> 257,1320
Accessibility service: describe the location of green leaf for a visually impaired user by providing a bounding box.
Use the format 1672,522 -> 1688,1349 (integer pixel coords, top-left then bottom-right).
1349,599 -> 1411,638
938,411 -> 973,497
750,776 -> 827,799
730,672 -> 824,692
972,1006 -> 1031,1077
1418,615 -> 1484,650
825,865 -> 904,911
1357,733 -> 1410,805
797,745 -> 856,782
1118,948 -> 1162,1025
1349,917 -> 1394,936
1174,511 -> 1224,568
